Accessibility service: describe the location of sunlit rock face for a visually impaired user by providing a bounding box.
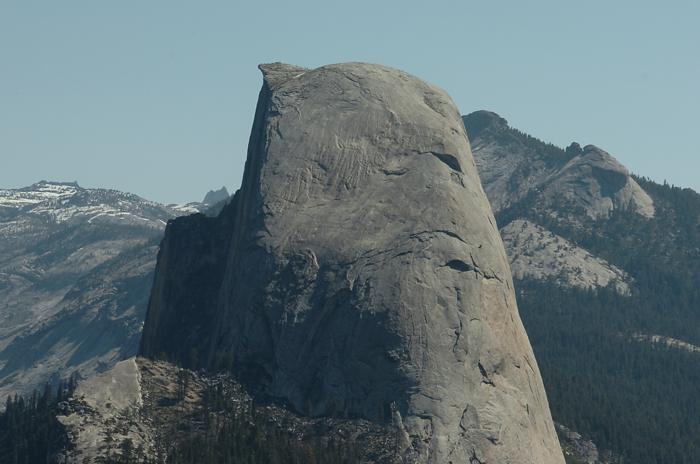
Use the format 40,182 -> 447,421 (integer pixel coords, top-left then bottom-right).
141,63 -> 564,463
501,219 -> 631,294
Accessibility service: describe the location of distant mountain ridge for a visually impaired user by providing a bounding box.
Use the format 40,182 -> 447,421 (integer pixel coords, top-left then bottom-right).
0,181 -> 194,400
464,111 -> 653,293
202,186 -> 229,206
0,180 -> 173,226
500,219 -> 631,295
466,110 -> 700,463
167,185 -> 231,216
464,111 -> 654,220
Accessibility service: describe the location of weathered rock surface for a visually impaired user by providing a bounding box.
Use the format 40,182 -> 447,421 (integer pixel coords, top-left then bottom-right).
464,111 -> 654,219
501,219 -> 630,294
545,145 -> 655,219
58,358 -> 150,463
556,423 -> 600,464
141,63 -> 564,463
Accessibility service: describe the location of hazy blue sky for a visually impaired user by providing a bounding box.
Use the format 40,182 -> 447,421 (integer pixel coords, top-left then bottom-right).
2,1 -> 698,204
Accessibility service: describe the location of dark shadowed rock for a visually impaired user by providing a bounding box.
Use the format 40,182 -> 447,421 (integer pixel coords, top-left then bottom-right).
141,63 -> 564,463
565,142 -> 583,156
140,194 -> 238,368
202,186 -> 229,206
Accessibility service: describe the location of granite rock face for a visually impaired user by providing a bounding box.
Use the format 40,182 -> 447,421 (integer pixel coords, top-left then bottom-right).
141,63 -> 564,463
501,219 -> 631,294
140,195 -> 238,368
545,145 -> 655,219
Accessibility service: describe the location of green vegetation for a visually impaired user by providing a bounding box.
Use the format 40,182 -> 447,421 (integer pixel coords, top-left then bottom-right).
162,376 -> 361,464
519,279 -> 700,464
510,178 -> 700,464
164,415 -> 356,464
0,375 -> 77,464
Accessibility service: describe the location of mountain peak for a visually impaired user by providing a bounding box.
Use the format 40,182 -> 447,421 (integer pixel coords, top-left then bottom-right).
202,186 -> 229,206
259,62 -> 308,88
565,142 -> 583,156
582,144 -> 605,154
35,179 -> 80,187
140,62 -> 564,463
467,114 -> 655,219
462,110 -> 509,138
26,179 -> 81,190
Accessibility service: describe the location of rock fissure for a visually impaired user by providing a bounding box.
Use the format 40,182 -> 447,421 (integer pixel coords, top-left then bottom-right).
428,151 -> 463,173
409,229 -> 469,245
478,362 -> 495,387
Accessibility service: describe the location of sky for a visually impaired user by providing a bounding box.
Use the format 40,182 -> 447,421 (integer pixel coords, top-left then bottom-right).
1,1 -> 698,204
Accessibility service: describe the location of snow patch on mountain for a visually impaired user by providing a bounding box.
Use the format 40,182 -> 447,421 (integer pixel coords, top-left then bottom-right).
0,182 -> 78,207
0,181 -> 188,229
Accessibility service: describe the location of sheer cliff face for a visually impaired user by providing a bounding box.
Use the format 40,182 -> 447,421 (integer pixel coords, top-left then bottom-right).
139,194 -> 237,367
141,63 -> 564,463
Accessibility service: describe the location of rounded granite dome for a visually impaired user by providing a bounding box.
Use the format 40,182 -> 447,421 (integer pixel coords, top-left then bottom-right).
142,62 -> 565,464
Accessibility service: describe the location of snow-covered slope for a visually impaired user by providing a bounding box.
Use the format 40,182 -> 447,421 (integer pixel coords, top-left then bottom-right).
167,186 -> 231,217
0,181 -> 79,208
0,180 -> 177,227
